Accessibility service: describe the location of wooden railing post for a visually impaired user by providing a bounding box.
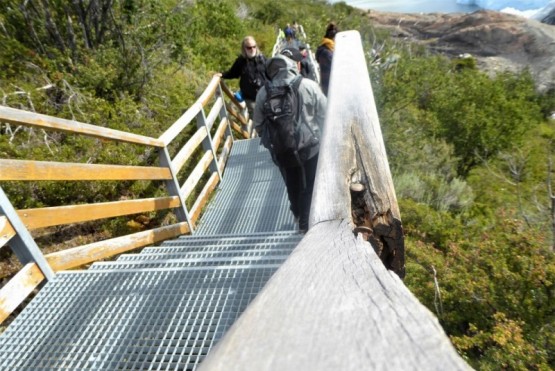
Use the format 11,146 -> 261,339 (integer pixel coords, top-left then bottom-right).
0,186 -> 54,280
158,147 -> 195,232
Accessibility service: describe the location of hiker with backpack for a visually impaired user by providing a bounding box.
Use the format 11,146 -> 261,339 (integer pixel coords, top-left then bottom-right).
220,36 -> 267,119
253,54 -> 327,233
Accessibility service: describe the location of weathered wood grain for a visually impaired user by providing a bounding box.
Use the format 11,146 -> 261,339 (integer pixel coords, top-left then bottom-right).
218,136 -> 233,171
310,30 -> 404,277
212,117 -> 228,151
190,172 -> 219,223
45,222 -> 190,271
0,159 -> 172,181
16,196 -> 180,230
198,75 -> 220,108
199,220 -> 471,371
0,105 -> 164,147
180,150 -> 215,200
158,102 -> 203,146
219,79 -> 248,124
230,121 -> 249,139
171,127 -> 208,174
0,215 -> 16,248
0,263 -> 44,324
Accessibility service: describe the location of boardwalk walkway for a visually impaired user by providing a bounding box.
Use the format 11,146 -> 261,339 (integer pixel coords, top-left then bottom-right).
0,138 -> 300,370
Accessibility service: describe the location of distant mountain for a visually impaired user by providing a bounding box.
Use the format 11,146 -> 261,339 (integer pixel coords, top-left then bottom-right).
539,6 -> 555,24
368,9 -> 555,91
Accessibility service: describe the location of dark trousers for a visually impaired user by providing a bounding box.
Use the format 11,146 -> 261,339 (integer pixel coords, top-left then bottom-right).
280,154 -> 319,231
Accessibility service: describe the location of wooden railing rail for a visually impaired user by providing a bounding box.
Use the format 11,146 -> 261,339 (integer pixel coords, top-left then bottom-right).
0,74 -> 238,324
199,31 -> 471,370
218,80 -> 252,137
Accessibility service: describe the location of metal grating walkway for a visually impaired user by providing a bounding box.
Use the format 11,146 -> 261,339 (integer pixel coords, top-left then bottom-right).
0,138 -> 301,370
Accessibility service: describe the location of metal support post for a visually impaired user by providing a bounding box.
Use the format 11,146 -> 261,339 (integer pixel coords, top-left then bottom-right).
0,186 -> 55,280
158,147 -> 195,233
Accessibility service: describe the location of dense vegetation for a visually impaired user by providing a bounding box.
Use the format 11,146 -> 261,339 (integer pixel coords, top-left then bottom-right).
0,0 -> 553,369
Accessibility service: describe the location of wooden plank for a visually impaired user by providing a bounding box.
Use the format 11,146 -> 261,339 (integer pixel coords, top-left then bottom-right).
190,172 -> 220,223
205,97 -> 224,131
219,79 -> 246,113
17,196 -> 180,230
197,75 -> 220,108
0,263 -> 44,324
217,136 -> 233,172
0,215 -> 16,248
0,106 -> 164,147
45,222 -> 190,271
199,220 -> 471,371
212,117 -> 228,151
171,127 -> 207,174
158,102 -> 203,146
158,75 -> 219,147
310,30 -> 404,277
0,159 -> 172,181
226,105 -> 248,126
181,150 -> 214,200
230,121 -> 249,139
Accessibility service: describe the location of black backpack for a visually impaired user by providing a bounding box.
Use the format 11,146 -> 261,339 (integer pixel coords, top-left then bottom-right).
261,76 -> 319,167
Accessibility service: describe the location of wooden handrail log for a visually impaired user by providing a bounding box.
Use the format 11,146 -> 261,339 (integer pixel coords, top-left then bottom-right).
16,196 -> 181,230
0,105 -> 164,147
0,159 -> 172,181
310,30 -> 404,277
199,220 -> 471,370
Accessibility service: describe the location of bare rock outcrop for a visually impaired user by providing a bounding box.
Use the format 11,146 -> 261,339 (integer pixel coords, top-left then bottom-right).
368,10 -> 555,91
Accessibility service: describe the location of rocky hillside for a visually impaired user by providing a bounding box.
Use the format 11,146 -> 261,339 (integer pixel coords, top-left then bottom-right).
368,10 -> 555,91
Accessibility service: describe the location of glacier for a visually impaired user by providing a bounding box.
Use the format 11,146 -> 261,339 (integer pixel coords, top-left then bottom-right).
457,0 -> 555,18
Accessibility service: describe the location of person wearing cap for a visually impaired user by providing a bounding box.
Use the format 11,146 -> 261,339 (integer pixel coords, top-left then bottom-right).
253,54 -> 327,233
280,47 -> 303,73
220,36 -> 267,119
298,44 -> 315,80
316,22 -> 339,96
281,46 -> 314,80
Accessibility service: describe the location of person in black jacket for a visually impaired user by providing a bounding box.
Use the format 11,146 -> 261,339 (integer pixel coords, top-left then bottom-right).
315,22 -> 338,96
220,36 -> 267,119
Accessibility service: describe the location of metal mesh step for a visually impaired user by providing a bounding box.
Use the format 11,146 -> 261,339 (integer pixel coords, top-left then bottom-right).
0,266 -> 278,370
194,139 -> 295,235
142,239 -> 300,256
0,138 -> 299,370
116,248 -> 296,262
158,232 -> 301,248
172,230 -> 298,242
89,255 -> 289,270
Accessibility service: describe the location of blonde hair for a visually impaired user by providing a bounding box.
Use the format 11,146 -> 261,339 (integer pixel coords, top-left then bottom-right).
241,36 -> 259,58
